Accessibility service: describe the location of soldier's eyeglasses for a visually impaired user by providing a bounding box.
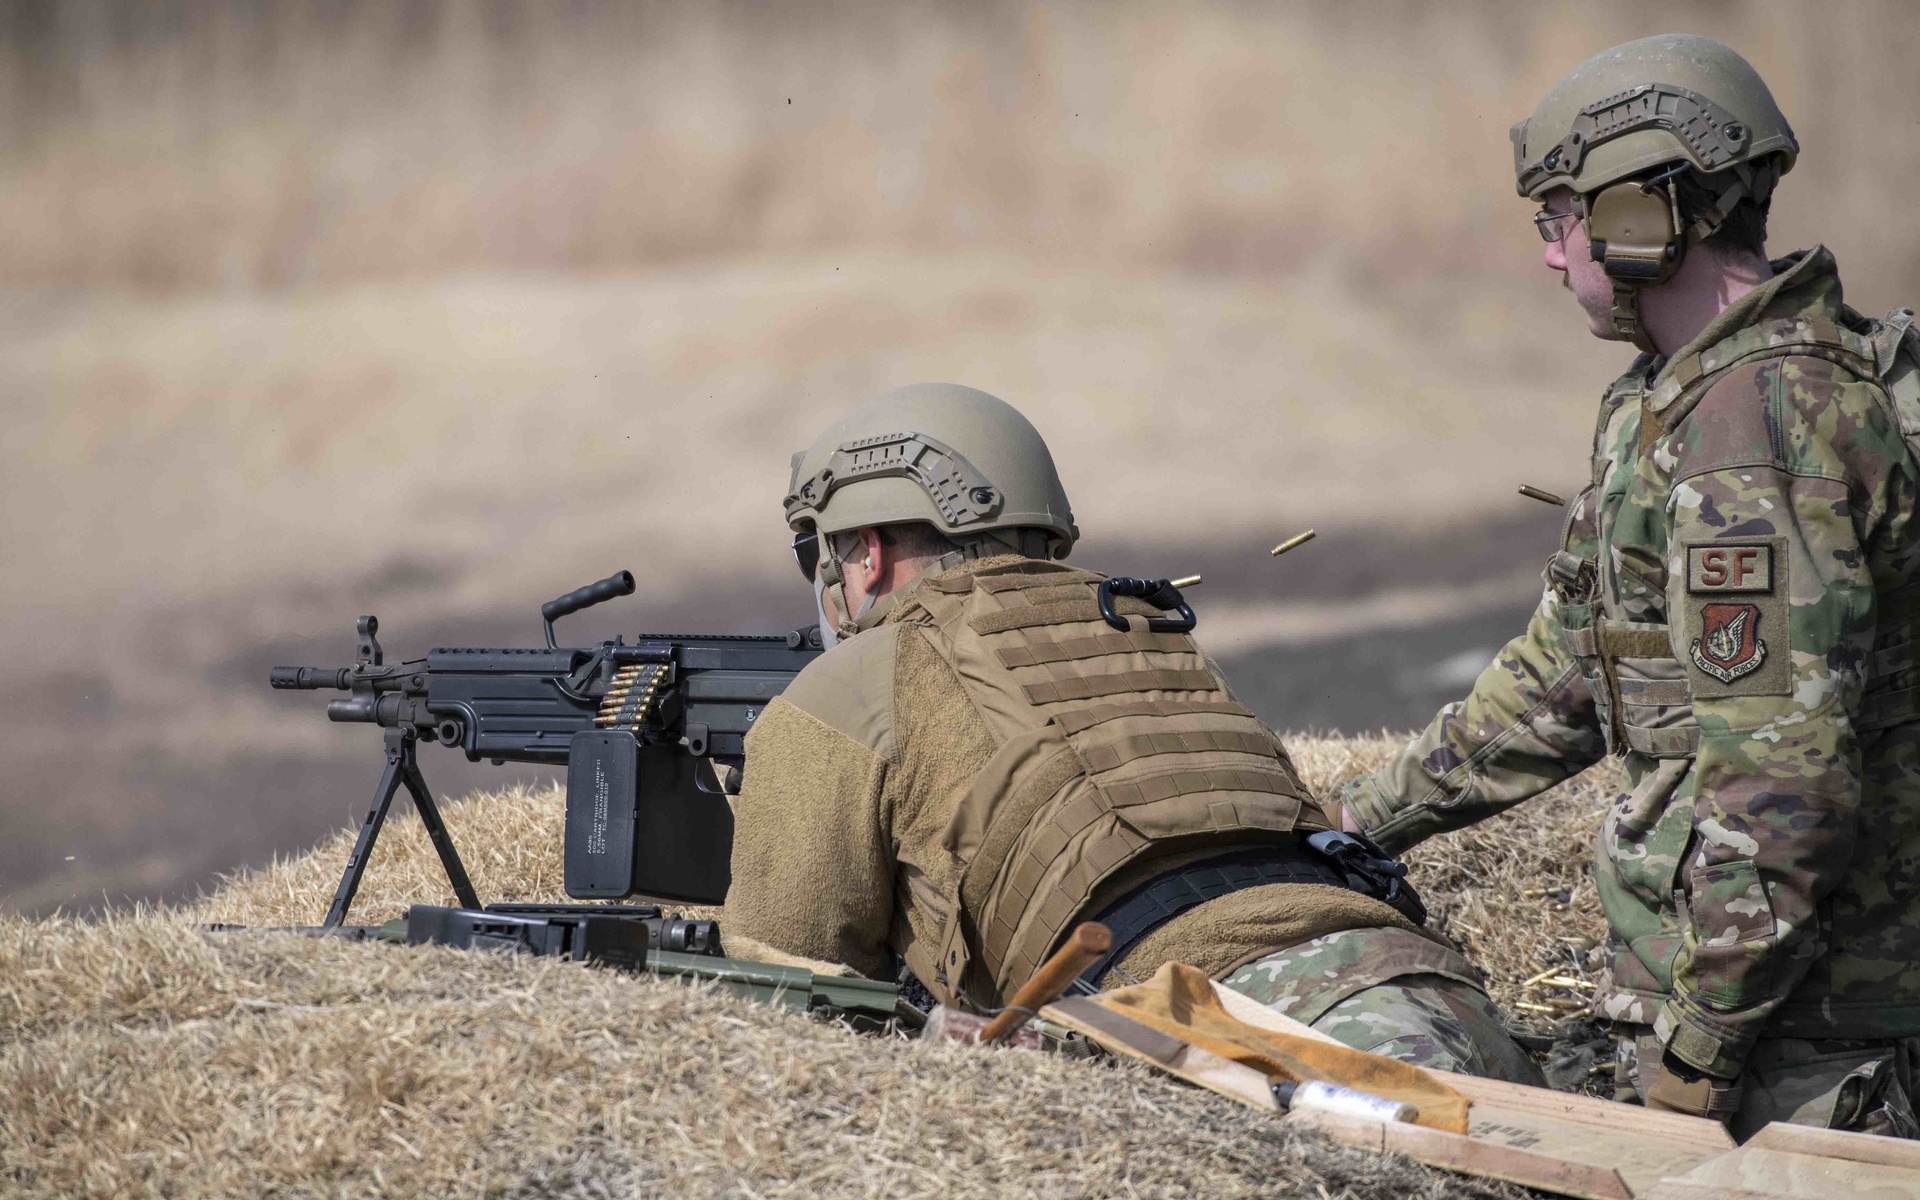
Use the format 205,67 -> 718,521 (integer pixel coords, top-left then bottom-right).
793,530 -> 820,582
1534,209 -> 1580,244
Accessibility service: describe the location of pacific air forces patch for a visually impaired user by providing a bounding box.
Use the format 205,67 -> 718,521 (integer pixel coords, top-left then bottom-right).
1692,603 -> 1765,683
1683,538 -> 1790,697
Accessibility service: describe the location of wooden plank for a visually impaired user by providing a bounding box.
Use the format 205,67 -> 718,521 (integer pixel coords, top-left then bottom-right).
1660,1145 -> 1920,1198
1637,1181 -> 1766,1200
1211,978 -> 1736,1152
1464,1103 -> 1726,1194
1291,1108 -> 1635,1200
1743,1121 -> 1920,1170
1440,1073 -> 1736,1151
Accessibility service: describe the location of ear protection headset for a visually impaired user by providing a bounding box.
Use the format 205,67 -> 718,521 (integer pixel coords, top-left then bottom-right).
1582,163 -> 1689,352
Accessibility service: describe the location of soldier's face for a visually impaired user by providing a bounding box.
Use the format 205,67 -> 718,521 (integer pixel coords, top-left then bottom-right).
1540,188 -> 1618,339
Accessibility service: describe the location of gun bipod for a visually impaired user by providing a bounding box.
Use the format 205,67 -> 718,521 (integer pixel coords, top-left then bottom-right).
325,725 -> 480,927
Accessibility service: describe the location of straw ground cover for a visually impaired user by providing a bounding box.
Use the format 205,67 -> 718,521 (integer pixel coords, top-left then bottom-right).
5,737 -> 1609,1197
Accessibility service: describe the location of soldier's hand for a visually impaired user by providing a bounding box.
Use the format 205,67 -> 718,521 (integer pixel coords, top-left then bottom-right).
1644,1050 -> 1742,1124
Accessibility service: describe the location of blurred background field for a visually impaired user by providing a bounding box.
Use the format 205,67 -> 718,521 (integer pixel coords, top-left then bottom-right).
3,0 -> 1912,916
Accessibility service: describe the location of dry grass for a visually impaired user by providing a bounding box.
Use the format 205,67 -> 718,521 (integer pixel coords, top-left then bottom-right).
1295,736 -> 1619,1020
3,913 -> 1531,1200
2,736 -> 1610,1197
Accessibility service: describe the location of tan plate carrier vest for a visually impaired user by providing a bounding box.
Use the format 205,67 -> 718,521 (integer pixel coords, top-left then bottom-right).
1559,306 -> 1920,758
893,559 -> 1324,1003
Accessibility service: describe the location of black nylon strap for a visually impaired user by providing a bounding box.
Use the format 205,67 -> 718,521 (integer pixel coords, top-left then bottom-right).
1075,846 -> 1346,988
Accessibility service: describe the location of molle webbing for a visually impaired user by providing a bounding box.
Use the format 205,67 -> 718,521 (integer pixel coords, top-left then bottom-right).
1596,625 -> 1674,658
996,630 -> 1195,668
981,793 -> 1143,971
920,558 -> 1310,1001
1099,766 -> 1299,809
963,750 -> 1083,915
1618,678 -> 1692,705
975,570 -> 1101,593
1021,668 -> 1218,706
969,597 -> 1160,636
1075,730 -> 1280,774
1051,698 -> 1256,736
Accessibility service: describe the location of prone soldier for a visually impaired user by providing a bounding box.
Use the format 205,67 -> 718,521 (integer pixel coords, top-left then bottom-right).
726,382 -> 1542,1082
1342,35 -> 1920,1137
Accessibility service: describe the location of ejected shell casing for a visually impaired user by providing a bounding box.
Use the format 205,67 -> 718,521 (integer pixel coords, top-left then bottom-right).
1169,574 -> 1202,589
1518,484 -> 1567,507
1270,530 -> 1316,557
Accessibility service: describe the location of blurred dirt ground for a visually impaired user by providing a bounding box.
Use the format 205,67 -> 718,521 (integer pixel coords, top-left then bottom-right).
1,735 -> 1602,1199
3,1 -> 1911,913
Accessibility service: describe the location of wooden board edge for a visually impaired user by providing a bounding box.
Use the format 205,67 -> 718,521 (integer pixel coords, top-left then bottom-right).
1439,1073 -> 1737,1150
1742,1120 -> 1920,1168
1290,1108 -> 1635,1200
1636,1182 -> 1762,1200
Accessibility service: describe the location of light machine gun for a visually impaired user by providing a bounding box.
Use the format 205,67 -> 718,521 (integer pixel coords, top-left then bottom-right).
270,570 -> 822,925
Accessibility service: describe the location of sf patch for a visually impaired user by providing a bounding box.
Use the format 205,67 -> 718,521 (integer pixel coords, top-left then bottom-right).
1686,544 -> 1771,593
1683,537 -> 1789,697
1691,603 -> 1766,683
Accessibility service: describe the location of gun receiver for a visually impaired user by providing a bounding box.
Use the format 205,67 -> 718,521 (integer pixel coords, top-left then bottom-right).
272,570 -> 822,925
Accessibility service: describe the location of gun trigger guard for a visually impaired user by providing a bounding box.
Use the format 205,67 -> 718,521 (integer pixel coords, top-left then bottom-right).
1096,577 -> 1198,634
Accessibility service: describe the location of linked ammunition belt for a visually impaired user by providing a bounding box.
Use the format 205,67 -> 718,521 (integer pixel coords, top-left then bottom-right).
594,662 -> 669,731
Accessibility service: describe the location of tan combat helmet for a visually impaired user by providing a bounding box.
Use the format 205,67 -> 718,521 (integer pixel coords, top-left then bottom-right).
1511,34 -> 1798,351
785,382 -> 1078,639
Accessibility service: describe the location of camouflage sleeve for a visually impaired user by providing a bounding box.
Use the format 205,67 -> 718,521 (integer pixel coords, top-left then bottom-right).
1655,371 -> 1881,1078
726,696 -> 896,978
1342,594 -> 1607,854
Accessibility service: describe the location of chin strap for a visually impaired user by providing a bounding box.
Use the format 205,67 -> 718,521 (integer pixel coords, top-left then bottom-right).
812,533 -> 866,647
1610,280 -> 1660,352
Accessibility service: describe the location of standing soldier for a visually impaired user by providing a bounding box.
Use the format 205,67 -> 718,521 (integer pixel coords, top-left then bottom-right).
727,382 -> 1542,1082
1342,34 -> 1920,1137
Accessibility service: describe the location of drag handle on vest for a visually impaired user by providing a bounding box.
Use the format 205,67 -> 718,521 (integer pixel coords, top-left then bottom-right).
979,921 -> 1113,1044
1096,577 -> 1197,633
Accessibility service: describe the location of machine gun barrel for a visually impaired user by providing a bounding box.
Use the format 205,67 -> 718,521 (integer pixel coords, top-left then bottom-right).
270,666 -> 354,690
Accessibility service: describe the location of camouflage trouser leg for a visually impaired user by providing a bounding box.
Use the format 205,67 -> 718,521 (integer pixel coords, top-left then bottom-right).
1615,1027 -> 1920,1141
1221,930 -> 1544,1085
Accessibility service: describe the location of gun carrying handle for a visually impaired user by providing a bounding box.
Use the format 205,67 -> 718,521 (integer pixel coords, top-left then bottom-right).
540,570 -> 636,648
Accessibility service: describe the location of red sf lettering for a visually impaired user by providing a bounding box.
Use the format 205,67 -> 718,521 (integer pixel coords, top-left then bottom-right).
1700,548 -> 1729,587
1731,548 -> 1758,587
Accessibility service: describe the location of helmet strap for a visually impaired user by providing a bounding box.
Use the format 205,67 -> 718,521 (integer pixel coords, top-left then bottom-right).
813,532 -> 866,647
1610,280 -> 1659,352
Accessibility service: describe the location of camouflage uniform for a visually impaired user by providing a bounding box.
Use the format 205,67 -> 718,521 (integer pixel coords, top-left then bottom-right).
1344,248 -> 1920,1131
1222,928 -> 1539,1077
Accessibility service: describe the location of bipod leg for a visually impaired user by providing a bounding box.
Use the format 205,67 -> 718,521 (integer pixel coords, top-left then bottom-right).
323,728 -> 411,927
399,747 -> 481,910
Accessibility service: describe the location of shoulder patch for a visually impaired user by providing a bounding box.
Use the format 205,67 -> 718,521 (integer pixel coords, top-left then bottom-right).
1686,543 -> 1773,593
1682,537 -> 1790,697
